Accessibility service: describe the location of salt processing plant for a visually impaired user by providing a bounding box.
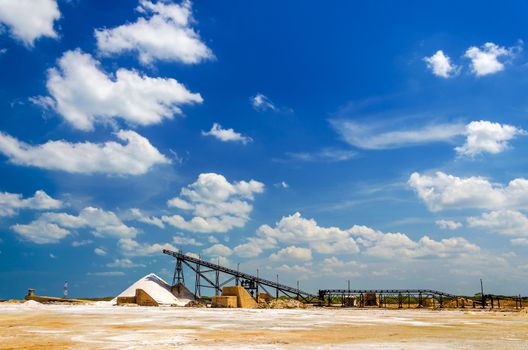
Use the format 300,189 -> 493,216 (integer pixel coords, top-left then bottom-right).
19,248 -> 526,310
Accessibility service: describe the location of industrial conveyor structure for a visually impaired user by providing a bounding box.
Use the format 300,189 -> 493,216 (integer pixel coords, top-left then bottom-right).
163,249 -> 317,302
164,249 -> 524,308
319,288 -> 456,308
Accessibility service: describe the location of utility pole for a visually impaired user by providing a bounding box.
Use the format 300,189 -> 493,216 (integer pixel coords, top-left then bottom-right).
256,268 -> 259,299
276,274 -> 279,299
480,279 -> 485,309
296,280 -> 300,300
236,263 -> 240,286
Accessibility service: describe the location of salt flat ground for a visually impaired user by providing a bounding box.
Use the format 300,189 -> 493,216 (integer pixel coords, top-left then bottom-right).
0,302 -> 527,349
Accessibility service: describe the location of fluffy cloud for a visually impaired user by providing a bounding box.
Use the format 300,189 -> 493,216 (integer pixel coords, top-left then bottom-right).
202,123 -> 252,144
47,207 -> 138,238
94,247 -> 107,256
256,212 -> 359,255
330,119 -> 465,150
0,190 -> 62,217
269,246 -> 312,261
0,0 -> 60,46
464,42 -> 515,76
11,220 -> 69,244
12,207 -> 138,244
234,212 -> 479,260
107,258 -> 145,268
0,130 -> 170,175
72,240 -> 92,247
251,93 -> 276,111
202,243 -> 233,257
435,219 -> 462,230
424,50 -> 457,78
409,172 -> 528,212
276,264 -> 312,274
129,208 -> 165,228
42,50 -> 202,131
210,255 -> 230,266
232,241 -> 264,258
118,238 -> 176,256
162,173 -> 264,233
455,120 -> 525,156
362,233 -> 478,259
172,235 -> 203,246
321,257 -> 361,271
467,210 -> 528,236
95,0 -> 213,64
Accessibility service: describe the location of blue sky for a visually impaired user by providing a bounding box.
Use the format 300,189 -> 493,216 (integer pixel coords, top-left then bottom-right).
1,0 -> 528,299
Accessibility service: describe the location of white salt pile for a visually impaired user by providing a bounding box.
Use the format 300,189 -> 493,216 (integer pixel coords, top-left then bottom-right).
20,300 -> 44,308
112,273 -> 193,306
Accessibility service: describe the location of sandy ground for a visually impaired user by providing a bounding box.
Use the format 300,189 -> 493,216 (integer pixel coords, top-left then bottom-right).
0,302 -> 527,349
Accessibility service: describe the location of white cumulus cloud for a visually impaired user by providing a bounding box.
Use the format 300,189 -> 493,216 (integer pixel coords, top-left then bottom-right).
128,208 -> 165,228
464,42 -> 516,76
202,243 -> 233,257
172,235 -> 203,246
95,0 -> 213,65
0,190 -> 62,217
0,130 -> 170,175
41,50 -> 202,131
0,0 -> 60,46
107,258 -> 145,268
467,210 -> 528,236
256,212 -> 359,255
118,238 -> 176,256
12,207 -> 138,244
456,120 -> 525,156
202,123 -> 252,144
435,219 -> 462,230
162,173 -> 264,233
11,220 -> 69,244
94,247 -> 107,256
269,246 -> 312,262
71,240 -> 92,247
424,50 -> 457,78
409,172 -> 528,212
234,212 -> 479,260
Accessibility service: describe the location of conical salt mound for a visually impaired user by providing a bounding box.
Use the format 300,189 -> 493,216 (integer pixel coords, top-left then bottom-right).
113,273 -> 193,306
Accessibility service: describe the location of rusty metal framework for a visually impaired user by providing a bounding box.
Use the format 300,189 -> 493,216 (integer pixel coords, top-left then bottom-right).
163,249 -> 316,302
319,289 -> 455,308
163,249 -> 524,308
318,289 -> 524,309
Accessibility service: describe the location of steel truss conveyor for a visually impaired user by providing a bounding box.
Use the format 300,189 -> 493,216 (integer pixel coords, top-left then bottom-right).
163,249 -> 316,302
319,288 -> 456,308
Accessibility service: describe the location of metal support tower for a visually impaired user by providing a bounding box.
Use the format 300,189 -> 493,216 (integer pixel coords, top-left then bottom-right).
172,256 -> 184,286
